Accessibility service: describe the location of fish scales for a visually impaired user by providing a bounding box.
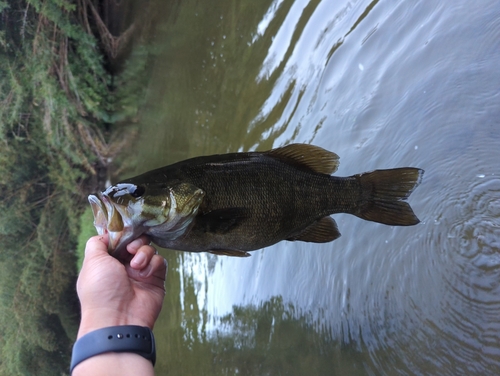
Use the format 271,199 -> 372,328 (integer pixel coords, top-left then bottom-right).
129,154 -> 347,250
88,144 -> 423,259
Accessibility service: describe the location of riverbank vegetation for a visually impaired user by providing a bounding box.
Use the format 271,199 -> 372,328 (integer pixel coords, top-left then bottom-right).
0,0 -> 154,374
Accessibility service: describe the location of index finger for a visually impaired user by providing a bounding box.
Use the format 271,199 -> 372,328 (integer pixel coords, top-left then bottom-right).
126,235 -> 151,254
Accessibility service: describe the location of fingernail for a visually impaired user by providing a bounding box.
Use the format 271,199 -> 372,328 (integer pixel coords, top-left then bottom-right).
131,252 -> 146,267
128,238 -> 145,250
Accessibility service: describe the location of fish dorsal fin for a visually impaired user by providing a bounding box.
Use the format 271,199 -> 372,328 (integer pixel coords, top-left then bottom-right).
266,144 -> 339,175
287,217 -> 341,243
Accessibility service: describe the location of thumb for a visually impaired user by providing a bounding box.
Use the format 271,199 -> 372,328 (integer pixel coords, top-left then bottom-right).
82,234 -> 111,267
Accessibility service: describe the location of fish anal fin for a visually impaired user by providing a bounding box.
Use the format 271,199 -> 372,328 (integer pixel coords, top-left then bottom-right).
287,216 -> 341,243
267,144 -> 339,175
198,207 -> 247,234
209,249 -> 251,257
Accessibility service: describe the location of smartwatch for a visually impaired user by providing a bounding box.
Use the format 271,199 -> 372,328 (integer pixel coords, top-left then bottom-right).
70,325 -> 156,373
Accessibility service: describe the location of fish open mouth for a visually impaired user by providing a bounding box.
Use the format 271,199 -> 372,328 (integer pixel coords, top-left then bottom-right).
88,193 -> 132,259
88,182 -> 205,259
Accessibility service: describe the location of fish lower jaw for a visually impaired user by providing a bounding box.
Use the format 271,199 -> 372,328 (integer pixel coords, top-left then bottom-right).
107,227 -> 140,259
108,230 -> 123,252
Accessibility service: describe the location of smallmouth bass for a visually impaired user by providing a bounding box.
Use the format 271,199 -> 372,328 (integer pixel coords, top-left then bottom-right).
89,144 -> 424,260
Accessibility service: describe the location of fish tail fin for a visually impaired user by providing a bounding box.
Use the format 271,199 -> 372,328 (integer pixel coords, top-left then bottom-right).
354,168 -> 424,226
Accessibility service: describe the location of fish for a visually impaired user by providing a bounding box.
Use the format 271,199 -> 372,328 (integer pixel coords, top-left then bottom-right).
88,144 -> 424,260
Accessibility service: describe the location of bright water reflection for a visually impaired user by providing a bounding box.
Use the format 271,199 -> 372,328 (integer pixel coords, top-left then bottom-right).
126,0 -> 500,374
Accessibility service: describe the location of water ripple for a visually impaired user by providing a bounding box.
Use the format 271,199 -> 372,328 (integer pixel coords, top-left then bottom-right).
416,175 -> 500,373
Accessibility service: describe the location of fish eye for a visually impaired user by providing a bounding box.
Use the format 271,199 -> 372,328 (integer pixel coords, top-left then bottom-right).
129,185 -> 145,198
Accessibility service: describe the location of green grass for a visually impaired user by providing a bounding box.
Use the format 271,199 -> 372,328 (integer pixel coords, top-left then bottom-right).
0,1 -> 113,373
76,206 -> 98,271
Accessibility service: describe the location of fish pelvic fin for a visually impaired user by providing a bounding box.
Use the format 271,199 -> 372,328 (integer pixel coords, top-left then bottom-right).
287,216 -> 341,243
209,249 -> 251,257
266,144 -> 339,175
354,168 -> 424,226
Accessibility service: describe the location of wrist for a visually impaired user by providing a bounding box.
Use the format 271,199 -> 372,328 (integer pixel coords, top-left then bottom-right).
72,352 -> 154,376
71,326 -> 156,375
78,307 -> 151,339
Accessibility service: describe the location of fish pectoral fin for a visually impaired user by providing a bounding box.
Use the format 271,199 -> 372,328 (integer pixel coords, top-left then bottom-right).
198,207 -> 248,234
287,216 -> 341,243
266,144 -> 340,175
209,249 -> 251,257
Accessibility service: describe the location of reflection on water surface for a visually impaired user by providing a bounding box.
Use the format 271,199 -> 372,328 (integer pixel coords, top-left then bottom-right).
122,0 -> 500,374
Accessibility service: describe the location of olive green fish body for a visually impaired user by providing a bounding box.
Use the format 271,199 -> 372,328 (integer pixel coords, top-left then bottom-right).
89,144 -> 423,259
136,154 -> 341,252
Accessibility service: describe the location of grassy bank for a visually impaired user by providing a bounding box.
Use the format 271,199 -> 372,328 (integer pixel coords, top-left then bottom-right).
76,206 -> 96,271
0,0 -> 152,374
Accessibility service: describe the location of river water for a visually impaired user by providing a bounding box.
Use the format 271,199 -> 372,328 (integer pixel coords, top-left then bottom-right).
122,0 -> 500,374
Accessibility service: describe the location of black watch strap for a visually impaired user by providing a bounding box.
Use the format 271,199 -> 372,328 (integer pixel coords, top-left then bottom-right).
70,325 -> 156,373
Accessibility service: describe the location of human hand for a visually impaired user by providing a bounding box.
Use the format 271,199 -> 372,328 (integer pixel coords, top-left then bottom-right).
76,234 -> 167,339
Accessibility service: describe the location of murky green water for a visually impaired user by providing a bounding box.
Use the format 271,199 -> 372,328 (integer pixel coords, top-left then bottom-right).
122,0 -> 500,374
